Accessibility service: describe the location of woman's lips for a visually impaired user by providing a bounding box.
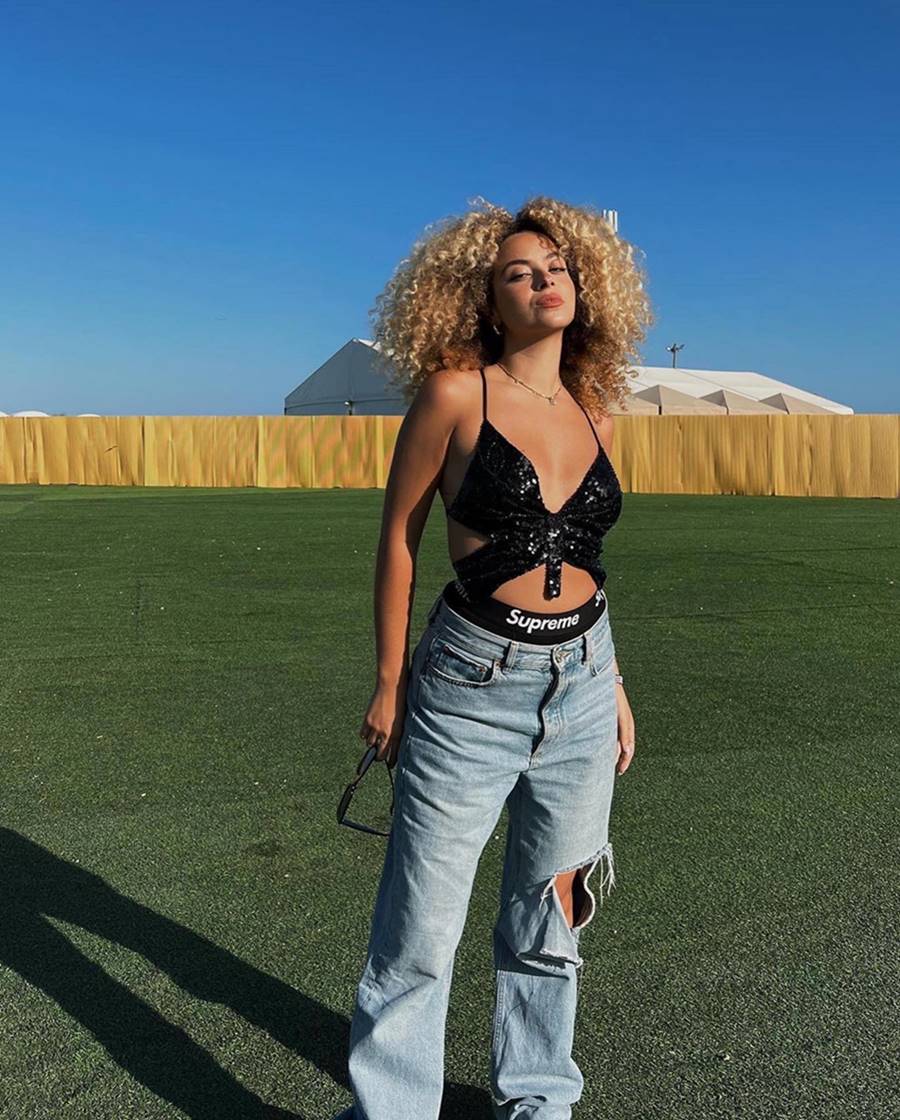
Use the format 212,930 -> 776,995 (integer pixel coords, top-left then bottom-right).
535,297 -> 563,307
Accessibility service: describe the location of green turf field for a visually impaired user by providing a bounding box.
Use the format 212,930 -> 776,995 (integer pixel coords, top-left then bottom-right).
1,485 -> 897,1120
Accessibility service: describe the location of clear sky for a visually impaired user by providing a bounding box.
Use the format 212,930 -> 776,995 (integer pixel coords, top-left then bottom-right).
1,0 -> 897,415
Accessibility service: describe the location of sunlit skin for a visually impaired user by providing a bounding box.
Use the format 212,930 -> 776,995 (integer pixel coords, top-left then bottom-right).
361,230 -> 636,857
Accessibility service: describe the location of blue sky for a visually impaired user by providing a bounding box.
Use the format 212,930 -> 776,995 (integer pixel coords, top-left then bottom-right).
1,0 -> 898,415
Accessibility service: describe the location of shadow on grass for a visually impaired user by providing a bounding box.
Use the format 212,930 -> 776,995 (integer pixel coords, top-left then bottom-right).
0,829 -> 494,1120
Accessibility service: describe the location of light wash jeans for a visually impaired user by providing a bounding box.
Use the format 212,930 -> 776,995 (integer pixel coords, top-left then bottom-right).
334,587 -> 619,1120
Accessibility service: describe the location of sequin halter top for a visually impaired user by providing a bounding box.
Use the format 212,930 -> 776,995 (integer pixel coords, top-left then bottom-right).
445,366 -> 623,602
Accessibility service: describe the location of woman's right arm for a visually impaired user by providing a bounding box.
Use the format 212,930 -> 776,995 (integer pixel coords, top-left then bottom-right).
361,370 -> 464,765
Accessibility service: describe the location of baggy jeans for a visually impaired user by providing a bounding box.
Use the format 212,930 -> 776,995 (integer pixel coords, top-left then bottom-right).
334,588 -> 619,1120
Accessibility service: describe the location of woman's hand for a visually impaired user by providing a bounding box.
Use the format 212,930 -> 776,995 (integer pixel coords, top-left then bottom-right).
614,680 -> 635,775
359,672 -> 409,769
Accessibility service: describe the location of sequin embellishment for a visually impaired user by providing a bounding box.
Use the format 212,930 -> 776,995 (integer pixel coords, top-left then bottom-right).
446,368 -> 623,601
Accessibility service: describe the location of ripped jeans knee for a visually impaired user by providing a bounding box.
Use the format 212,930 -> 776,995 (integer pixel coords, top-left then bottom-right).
493,841 -> 616,975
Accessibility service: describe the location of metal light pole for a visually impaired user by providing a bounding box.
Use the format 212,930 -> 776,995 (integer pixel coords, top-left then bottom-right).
667,343 -> 684,368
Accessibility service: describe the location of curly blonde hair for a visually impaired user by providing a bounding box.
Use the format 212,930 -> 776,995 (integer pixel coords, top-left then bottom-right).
368,194 -> 654,416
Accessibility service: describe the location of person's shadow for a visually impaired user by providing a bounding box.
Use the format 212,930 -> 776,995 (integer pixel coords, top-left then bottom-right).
0,827 -> 322,1118
0,828 -> 493,1120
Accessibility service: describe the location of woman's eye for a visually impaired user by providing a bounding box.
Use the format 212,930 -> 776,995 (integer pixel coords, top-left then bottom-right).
509,265 -> 567,281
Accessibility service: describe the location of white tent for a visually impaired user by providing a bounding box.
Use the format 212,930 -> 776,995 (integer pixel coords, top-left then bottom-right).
284,340 -> 854,416
631,365 -> 851,414
284,339 -> 405,416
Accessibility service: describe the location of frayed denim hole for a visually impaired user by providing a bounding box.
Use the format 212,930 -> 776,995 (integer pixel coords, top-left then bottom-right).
541,841 -> 616,935
573,841 -> 616,929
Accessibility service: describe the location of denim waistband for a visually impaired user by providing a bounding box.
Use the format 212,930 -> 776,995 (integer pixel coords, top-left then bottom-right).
424,588 -> 612,671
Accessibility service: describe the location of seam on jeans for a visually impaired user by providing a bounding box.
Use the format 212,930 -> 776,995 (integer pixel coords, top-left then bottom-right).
437,638 -> 496,674
427,659 -> 503,689
491,969 -> 508,1057
425,640 -> 504,689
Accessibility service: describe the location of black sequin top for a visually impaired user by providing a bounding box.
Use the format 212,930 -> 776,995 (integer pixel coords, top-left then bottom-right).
445,367 -> 623,601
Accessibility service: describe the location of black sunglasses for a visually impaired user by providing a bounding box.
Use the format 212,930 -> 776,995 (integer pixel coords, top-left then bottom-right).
336,744 -> 395,837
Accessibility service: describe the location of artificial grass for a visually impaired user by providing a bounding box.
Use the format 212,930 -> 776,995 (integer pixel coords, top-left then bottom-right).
0,485 -> 896,1120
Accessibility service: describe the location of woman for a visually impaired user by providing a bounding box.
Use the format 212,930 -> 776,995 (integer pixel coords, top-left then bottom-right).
334,195 -> 653,1120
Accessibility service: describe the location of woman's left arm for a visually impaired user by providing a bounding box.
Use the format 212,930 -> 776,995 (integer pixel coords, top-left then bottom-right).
611,646 -> 635,776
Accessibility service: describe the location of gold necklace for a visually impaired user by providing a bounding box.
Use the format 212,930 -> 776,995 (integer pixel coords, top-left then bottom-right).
496,362 -> 564,405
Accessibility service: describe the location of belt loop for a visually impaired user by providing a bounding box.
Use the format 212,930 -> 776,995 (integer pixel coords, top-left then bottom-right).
427,592 -> 442,625
501,639 -> 519,670
581,627 -> 591,665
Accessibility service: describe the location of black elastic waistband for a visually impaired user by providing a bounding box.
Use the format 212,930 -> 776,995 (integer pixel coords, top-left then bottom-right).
441,579 -> 606,645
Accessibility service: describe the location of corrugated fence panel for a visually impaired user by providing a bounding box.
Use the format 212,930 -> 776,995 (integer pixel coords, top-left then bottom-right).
0,417 -> 25,483
616,414 -> 653,494
115,417 -> 145,485
308,415 -> 344,489
258,416 -> 285,489
773,415 -> 812,496
340,415 -> 380,489
0,414 -> 896,497
283,415 -> 315,489
26,417 -> 69,484
191,418 -> 218,487
682,416 -> 717,494
380,417 -> 403,490
708,414 -> 774,496
811,415 -> 848,498
47,416 -> 145,485
145,416 -> 213,487
645,416 -> 684,494
214,416 -> 257,488
868,414 -> 899,498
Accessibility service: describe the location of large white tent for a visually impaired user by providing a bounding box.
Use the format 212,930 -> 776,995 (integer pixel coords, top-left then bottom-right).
284,339 -> 406,416
284,339 -> 854,416
627,365 -> 852,414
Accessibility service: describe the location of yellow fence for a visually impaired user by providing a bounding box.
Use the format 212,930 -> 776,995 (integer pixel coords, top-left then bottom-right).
0,413 -> 896,497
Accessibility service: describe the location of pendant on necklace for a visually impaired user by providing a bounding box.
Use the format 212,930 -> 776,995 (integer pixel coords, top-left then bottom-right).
550,397 -> 557,405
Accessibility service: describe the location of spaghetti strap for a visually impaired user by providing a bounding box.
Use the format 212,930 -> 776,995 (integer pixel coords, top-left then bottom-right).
573,394 -> 600,445
479,366 -> 487,422
574,394 -> 602,451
